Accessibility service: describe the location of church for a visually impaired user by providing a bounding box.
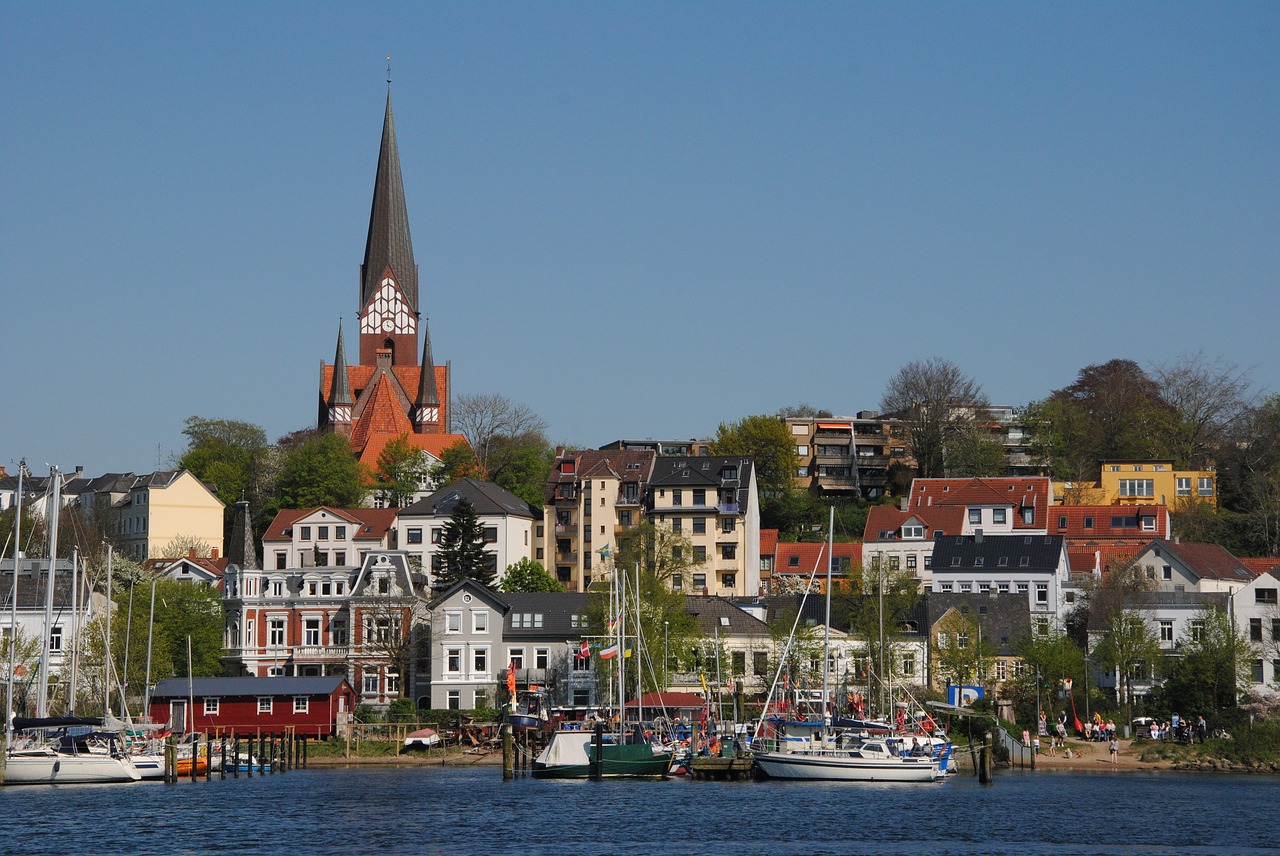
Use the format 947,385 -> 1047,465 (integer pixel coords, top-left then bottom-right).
317,89 -> 468,475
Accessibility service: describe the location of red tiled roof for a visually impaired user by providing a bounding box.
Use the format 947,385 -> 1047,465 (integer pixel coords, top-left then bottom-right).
357,432 -> 470,471
1241,557 -> 1280,576
909,477 -> 1051,530
350,373 -> 414,453
1068,545 -> 1144,575
863,505 -> 965,541
774,541 -> 861,576
759,528 -> 780,557
1050,505 -> 1169,539
262,507 -> 400,542
142,555 -> 229,577
1152,539 -> 1257,582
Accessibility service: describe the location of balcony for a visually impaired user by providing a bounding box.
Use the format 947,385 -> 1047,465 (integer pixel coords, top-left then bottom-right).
615,494 -> 642,507
815,452 -> 854,465
553,490 -> 578,505
718,503 -> 740,515
557,551 -> 580,564
855,455 -> 889,468
294,645 -> 351,660
554,523 -> 576,535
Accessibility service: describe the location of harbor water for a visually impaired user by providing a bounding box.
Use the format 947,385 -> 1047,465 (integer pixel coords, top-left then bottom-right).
2,766 -> 1276,855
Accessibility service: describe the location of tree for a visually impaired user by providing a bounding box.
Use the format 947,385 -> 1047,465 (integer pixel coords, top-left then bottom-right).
776,403 -> 833,420
1010,632 -> 1087,727
275,433 -> 369,509
944,426 -> 1007,478
1152,352 -> 1252,471
833,563 -> 922,691
484,434 -> 555,507
881,358 -> 988,479
451,393 -> 548,477
1,626 -> 42,718
176,416 -> 277,544
1023,397 -> 1099,485
709,414 -> 795,493
1159,605 -> 1253,719
434,498 -> 493,589
1093,610 -> 1163,724
354,576 -> 428,701
1046,359 -> 1174,465
430,441 -> 485,486
1218,395 -> 1280,555
374,434 -> 430,508
501,558 -> 563,593
932,611 -> 998,687
159,534 -> 214,558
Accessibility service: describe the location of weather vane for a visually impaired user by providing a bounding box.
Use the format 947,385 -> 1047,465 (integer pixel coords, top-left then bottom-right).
387,55 -> 392,85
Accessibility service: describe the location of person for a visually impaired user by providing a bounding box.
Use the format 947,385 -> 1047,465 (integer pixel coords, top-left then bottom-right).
1196,715 -> 1207,744
1110,737 -> 1119,764
1033,735 -> 1040,756
1048,735 -> 1057,757
1149,721 -> 1159,741
1056,721 -> 1067,742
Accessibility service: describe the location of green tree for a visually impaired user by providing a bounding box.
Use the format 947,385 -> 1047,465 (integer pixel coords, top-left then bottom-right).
1159,605 -> 1253,718
500,558 -> 563,593
932,610 -> 998,687
1,626 -> 42,718
1009,632 -> 1087,727
1093,610 -> 1163,724
374,434 -> 429,508
434,498 -> 493,589
944,426 -> 1007,478
1041,359 -> 1175,470
880,357 -> 988,479
1152,352 -> 1252,471
709,414 -> 795,494
275,432 -> 369,509
485,435 -> 555,507
430,441 -> 485,486
176,416 -> 277,543
159,534 -> 214,558
833,563 -> 922,691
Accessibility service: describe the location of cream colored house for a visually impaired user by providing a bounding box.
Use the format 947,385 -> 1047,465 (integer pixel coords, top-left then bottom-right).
75,469 -> 225,561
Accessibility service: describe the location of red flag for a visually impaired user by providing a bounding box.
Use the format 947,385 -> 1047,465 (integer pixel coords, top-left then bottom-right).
506,661 -> 516,694
576,639 -> 590,661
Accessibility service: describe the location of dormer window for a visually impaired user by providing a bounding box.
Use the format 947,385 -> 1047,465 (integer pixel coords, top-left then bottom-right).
902,525 -> 924,540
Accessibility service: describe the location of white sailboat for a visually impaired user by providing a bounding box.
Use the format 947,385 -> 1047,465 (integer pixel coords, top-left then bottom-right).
752,508 -> 943,783
3,467 -> 139,785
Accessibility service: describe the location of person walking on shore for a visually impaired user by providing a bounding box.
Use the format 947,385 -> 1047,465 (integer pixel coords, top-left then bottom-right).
1110,738 -> 1119,764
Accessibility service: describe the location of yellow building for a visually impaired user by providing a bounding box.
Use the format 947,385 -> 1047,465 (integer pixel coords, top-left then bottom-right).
1054,460 -> 1217,509
76,469 -> 226,561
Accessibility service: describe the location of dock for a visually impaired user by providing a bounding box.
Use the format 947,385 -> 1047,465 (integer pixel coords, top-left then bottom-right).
688,756 -> 756,781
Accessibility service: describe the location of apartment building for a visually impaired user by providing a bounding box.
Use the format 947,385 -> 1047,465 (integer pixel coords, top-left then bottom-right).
1055,460 -> 1218,509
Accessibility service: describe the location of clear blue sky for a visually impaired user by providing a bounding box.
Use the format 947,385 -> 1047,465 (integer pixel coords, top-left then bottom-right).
4,2 -> 1277,475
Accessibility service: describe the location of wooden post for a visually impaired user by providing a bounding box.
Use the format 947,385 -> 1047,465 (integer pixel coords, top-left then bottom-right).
247,736 -> 255,778
302,734 -> 308,769
979,731 -> 994,785
164,737 -> 177,784
590,721 -> 603,781
502,722 -> 514,781
232,733 -> 239,778
189,739 -> 198,782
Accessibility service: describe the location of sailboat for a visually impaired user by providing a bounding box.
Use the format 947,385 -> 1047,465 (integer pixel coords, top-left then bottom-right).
752,508 -> 943,783
532,555 -> 672,779
4,467 -> 140,785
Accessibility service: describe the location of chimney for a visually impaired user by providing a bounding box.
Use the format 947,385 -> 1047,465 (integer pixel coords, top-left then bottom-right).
188,548 -> 197,559
211,548 -> 219,560
975,529 -> 983,544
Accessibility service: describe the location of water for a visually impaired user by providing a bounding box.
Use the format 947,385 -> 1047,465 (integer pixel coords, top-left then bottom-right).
2,766 -> 1277,855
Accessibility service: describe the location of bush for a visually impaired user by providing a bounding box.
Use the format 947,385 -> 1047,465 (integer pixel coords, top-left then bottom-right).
388,698 -> 417,723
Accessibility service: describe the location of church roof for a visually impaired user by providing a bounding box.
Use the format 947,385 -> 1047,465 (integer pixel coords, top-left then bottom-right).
361,90 -> 417,313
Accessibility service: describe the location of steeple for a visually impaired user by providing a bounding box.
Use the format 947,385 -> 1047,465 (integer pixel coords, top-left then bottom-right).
414,316 -> 440,430
328,322 -> 353,433
360,89 -> 418,315
230,500 -> 259,571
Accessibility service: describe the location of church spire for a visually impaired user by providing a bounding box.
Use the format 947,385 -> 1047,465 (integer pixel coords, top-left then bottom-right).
414,316 -> 440,430
330,322 -> 354,407
360,89 -> 418,315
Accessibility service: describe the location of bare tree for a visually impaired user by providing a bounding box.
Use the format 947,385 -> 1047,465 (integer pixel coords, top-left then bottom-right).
450,393 -> 549,478
1152,352 -> 1254,470
881,358 -> 988,479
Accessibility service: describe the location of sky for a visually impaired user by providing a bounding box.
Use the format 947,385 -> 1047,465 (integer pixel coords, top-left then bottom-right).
4,2 -> 1278,476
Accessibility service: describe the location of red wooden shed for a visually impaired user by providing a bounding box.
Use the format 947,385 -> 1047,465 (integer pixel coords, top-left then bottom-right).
148,675 -> 356,738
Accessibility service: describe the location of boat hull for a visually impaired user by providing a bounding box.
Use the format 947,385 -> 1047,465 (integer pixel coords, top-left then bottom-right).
531,730 -> 672,779
753,751 -> 940,783
4,752 -> 141,785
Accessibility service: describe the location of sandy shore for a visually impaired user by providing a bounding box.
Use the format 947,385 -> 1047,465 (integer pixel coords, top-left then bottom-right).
1008,738 -> 1172,772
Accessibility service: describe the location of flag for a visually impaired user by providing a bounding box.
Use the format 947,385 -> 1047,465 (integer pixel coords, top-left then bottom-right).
622,643 -> 634,659
597,544 -> 611,559
506,661 -> 516,694
599,643 -> 620,660
575,640 -> 590,661
606,611 -> 621,632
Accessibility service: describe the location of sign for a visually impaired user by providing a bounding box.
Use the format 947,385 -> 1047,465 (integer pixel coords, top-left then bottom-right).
947,685 -> 985,707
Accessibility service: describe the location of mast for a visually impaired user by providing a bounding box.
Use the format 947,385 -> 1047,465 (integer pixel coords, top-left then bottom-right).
143,576 -> 157,718
5,461 -> 25,744
634,561 -> 642,728
822,505 -> 833,727
69,548 -> 79,713
104,545 -> 112,719
37,467 -> 60,718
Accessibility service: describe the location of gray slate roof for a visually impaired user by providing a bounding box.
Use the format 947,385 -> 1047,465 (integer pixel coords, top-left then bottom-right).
401,478 -> 539,520
931,534 -> 1064,573
925,593 -> 1032,655
151,676 -> 350,699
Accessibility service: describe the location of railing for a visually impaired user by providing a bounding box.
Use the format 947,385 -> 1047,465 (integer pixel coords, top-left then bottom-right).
614,495 -> 642,507
557,551 -> 579,564
294,646 -> 351,659
719,503 -> 740,515
554,523 -> 575,535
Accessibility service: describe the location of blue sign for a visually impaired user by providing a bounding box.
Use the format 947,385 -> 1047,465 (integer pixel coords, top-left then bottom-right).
947,685 -> 985,707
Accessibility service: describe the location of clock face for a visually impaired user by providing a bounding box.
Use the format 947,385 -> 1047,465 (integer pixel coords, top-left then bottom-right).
361,276 -> 417,336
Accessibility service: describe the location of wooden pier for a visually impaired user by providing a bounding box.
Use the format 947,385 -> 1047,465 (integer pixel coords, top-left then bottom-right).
688,756 -> 756,781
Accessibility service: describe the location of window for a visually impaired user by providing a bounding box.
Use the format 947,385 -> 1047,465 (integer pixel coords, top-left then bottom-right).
671,574 -> 683,590
1118,479 -> 1155,497
1111,515 -> 1138,529
1273,619 -> 1280,641
795,445 -> 809,457
994,660 -> 1007,681
619,510 -> 632,527
1021,507 -> 1034,525
276,552 -> 287,570
960,583 -> 972,593
693,573 -> 707,590
721,544 -> 737,560
1058,515 -> 1067,529
672,489 -> 683,507
332,619 -> 348,646
1160,621 -> 1174,642
721,573 -> 736,589
407,528 -> 423,544
294,696 -> 309,713
446,648 -> 462,673
721,518 -> 736,533
1162,565 -> 1172,581
270,579 -> 284,598
693,517 -> 706,534
693,489 -> 706,505
1189,619 -> 1205,642
268,618 -> 286,647
993,509 -> 1006,525
1251,618 -> 1263,642
254,696 -> 275,715
49,626 -> 63,651
1253,660 -> 1265,684
950,556 -> 961,567
304,618 -> 320,646
671,518 -> 682,534
907,555 -> 917,570
969,509 -> 981,524
447,690 -> 460,710
1141,516 -> 1155,532
939,583 -> 952,592
446,611 -> 462,633
204,698 -> 220,715
335,525 -> 346,539
473,611 -> 489,633
1198,477 -> 1214,497
998,582 -> 1009,593
318,525 -> 329,540
536,648 -> 549,669
473,648 -> 488,673
511,613 -> 543,629
974,557 -> 984,568
1017,582 -> 1028,593
957,631 -> 970,648
978,583 -> 990,593
431,528 -> 444,544
937,631 -> 950,647
483,527 -> 498,543
1035,584 -> 1048,605
693,545 -> 706,562
1019,557 -> 1030,568
902,654 -> 915,677
902,525 -> 924,539
1082,516 -> 1094,530
1176,477 -> 1192,497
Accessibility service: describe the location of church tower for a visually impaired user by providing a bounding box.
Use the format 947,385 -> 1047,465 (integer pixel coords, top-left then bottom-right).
317,85 -> 460,472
